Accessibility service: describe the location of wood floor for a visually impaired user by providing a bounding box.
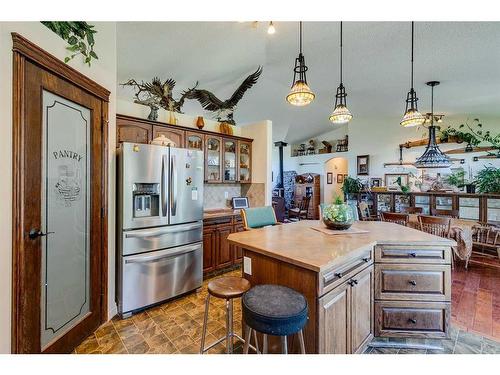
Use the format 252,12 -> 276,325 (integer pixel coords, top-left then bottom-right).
451,257 -> 500,341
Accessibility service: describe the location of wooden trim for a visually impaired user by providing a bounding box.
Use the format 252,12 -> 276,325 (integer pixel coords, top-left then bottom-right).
11,33 -> 110,102
117,113 -> 253,143
100,101 -> 109,323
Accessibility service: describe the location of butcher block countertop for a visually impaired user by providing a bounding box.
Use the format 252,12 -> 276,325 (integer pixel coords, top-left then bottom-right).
203,209 -> 241,220
227,220 -> 456,273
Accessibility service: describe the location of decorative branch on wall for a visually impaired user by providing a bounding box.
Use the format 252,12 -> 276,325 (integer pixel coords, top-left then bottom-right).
41,21 -> 98,66
121,78 -> 198,121
188,66 -> 263,125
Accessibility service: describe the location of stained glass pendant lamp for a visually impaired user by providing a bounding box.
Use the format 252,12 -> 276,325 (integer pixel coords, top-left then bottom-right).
329,21 -> 353,125
401,22 -> 425,128
414,81 -> 452,169
286,22 -> 315,106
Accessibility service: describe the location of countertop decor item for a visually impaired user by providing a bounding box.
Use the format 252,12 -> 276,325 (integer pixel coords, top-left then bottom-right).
286,22 -> 315,106
196,116 -> 205,129
400,22 -> 425,128
414,81 -> 452,168
322,197 -> 354,230
121,77 -> 198,116
42,21 -> 98,66
188,66 -> 262,125
329,21 -> 353,125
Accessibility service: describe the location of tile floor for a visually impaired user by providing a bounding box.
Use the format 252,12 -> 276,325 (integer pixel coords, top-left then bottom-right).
75,264 -> 500,354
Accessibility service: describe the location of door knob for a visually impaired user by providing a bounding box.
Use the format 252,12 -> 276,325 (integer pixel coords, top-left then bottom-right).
29,229 -> 54,239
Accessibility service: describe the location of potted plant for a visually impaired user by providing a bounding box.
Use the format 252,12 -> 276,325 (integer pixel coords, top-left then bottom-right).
322,196 -> 355,230
342,176 -> 363,201
475,166 -> 500,194
445,170 -> 465,192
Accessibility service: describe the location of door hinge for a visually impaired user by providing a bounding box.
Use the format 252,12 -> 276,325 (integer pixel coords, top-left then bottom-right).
101,207 -> 106,218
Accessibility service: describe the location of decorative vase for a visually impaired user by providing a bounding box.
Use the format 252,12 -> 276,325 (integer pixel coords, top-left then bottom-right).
168,111 -> 178,125
322,203 -> 354,230
219,122 -> 234,135
196,116 -> 205,130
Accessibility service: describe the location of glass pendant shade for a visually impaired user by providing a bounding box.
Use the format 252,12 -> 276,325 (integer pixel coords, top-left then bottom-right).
415,125 -> 451,168
287,80 -> 315,106
401,107 -> 425,128
329,83 -> 352,124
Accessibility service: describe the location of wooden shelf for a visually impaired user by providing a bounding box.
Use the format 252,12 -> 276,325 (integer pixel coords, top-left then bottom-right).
444,146 -> 496,155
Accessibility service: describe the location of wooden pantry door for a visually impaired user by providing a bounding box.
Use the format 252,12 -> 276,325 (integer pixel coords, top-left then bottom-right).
11,33 -> 109,353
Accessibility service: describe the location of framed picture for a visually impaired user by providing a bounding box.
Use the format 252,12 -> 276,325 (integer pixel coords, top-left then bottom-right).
370,178 -> 382,187
357,155 -> 369,175
336,174 -> 344,184
327,172 -> 333,184
384,173 -> 409,188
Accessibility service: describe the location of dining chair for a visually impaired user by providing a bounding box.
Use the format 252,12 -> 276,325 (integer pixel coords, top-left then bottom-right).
453,227 -> 473,269
403,206 -> 423,214
241,206 -> 280,230
288,196 -> 311,221
431,208 -> 459,218
358,201 -> 378,221
472,223 -> 500,260
381,212 -> 409,226
418,215 -> 452,238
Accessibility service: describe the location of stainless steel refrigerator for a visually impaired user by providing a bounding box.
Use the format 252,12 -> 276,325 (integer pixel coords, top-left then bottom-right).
117,142 -> 204,317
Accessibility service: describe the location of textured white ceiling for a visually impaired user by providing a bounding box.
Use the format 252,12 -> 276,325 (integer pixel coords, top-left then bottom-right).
117,21 -> 500,143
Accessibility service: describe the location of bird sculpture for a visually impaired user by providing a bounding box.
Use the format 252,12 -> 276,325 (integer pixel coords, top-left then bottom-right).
122,77 -> 198,120
188,66 -> 263,125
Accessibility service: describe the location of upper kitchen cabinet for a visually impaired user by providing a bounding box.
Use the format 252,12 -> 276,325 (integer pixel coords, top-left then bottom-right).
116,116 -> 153,145
223,139 -> 238,183
205,135 -> 223,183
239,141 -> 252,183
152,125 -> 185,148
186,131 -> 204,151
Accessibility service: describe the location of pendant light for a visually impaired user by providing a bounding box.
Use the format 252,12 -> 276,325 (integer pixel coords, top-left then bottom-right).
329,21 -> 353,125
286,21 -> 315,106
415,81 -> 452,169
400,22 -> 425,128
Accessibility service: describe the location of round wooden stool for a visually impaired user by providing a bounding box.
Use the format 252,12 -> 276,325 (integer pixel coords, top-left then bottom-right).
200,276 -> 257,354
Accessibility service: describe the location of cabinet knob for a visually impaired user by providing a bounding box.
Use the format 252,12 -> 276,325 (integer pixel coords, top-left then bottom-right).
408,318 -> 417,324
408,280 -> 417,286
409,252 -> 417,257
334,272 -> 343,279
362,257 -> 370,262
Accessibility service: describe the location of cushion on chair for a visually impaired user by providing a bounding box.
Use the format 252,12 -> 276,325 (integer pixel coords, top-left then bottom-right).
243,206 -> 277,229
242,284 -> 308,336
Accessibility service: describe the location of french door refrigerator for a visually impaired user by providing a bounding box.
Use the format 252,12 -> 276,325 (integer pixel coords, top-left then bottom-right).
117,142 -> 204,317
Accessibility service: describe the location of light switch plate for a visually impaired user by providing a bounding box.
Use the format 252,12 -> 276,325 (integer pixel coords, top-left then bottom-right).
243,256 -> 252,275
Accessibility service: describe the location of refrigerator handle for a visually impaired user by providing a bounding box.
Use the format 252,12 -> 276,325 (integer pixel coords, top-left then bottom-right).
170,154 -> 178,216
161,155 -> 168,217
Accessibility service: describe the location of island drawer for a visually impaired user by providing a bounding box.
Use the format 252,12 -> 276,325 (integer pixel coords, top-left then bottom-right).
375,264 -> 451,301
375,245 -> 451,264
375,301 -> 450,339
320,248 -> 373,296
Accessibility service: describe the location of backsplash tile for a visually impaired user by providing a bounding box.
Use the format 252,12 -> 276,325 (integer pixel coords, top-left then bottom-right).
241,183 -> 265,207
203,184 -> 241,209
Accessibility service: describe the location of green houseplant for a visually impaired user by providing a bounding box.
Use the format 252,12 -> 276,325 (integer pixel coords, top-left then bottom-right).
342,176 -> 363,201
475,166 -> 500,194
322,196 -> 354,230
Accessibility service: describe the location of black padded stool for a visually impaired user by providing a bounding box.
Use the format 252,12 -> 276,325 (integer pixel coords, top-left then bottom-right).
242,284 -> 308,354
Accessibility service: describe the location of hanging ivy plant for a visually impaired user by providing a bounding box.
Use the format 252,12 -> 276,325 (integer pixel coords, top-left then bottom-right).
41,21 -> 98,66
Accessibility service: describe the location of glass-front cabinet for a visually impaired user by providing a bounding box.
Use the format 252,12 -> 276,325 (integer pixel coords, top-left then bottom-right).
205,136 -> 222,183
459,197 -> 480,220
487,198 -> 500,223
394,194 -> 410,213
435,195 -> 453,210
239,141 -> 252,183
223,139 -> 237,183
377,194 -> 392,213
414,195 -> 430,214
186,131 -> 204,151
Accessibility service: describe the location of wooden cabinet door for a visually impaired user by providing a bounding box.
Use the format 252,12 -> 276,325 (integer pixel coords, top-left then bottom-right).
153,125 -> 185,147
318,281 -> 351,354
205,135 -> 223,183
116,119 -> 152,145
186,130 -> 204,151
232,223 -> 245,263
350,266 -> 374,354
238,141 -> 252,183
216,225 -> 233,269
203,227 -> 216,274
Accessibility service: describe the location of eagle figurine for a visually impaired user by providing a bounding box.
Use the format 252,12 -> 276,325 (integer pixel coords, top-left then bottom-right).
189,66 -> 263,125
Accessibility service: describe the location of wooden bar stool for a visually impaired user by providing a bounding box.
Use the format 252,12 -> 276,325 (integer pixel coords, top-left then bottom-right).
200,276 -> 258,354
242,284 -> 308,354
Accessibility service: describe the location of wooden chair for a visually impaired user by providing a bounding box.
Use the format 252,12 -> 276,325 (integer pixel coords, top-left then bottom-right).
241,206 -> 280,230
431,208 -> 459,218
453,227 -> 473,269
418,215 -> 451,238
358,201 -> 378,221
472,224 -> 500,260
272,196 -> 286,223
288,196 -> 311,221
381,212 -> 409,226
403,206 -> 423,214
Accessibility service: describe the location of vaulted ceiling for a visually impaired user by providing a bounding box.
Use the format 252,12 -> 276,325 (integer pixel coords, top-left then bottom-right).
117,21 -> 500,143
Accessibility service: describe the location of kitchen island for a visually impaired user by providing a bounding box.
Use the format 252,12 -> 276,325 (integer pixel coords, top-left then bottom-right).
227,220 -> 456,354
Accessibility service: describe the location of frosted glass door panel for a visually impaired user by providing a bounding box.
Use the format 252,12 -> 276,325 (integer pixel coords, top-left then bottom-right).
487,199 -> 500,223
459,197 -> 479,220
41,91 -> 91,349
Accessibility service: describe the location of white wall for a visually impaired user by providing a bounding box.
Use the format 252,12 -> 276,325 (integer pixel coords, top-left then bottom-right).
324,157 -> 348,204
0,22 -> 117,353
